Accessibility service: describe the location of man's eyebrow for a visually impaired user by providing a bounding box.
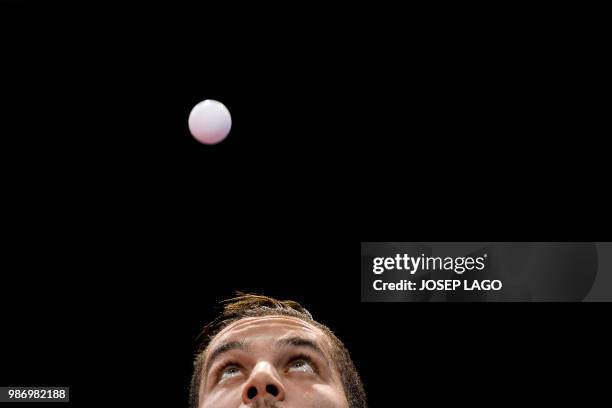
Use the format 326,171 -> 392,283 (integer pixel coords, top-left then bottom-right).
277,337 -> 329,363
204,340 -> 247,377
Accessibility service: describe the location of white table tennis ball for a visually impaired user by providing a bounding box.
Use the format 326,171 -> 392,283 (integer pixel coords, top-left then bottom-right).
188,99 -> 232,144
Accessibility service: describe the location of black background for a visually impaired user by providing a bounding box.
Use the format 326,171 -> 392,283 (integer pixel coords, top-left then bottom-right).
1,2 -> 609,407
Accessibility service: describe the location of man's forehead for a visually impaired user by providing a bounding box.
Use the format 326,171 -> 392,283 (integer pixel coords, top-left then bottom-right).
207,315 -> 326,351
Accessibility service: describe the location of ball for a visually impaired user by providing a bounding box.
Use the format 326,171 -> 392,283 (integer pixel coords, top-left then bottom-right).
188,99 -> 232,145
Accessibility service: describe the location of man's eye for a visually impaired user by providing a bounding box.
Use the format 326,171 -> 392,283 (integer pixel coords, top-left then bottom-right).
220,365 -> 241,381
288,359 -> 315,373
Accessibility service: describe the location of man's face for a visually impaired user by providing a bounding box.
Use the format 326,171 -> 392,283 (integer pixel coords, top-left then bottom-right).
199,315 -> 349,408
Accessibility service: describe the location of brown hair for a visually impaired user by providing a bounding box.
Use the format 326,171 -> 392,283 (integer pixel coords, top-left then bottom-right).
189,293 -> 367,408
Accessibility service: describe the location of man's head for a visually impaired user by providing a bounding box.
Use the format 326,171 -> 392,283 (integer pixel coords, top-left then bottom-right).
190,293 -> 367,408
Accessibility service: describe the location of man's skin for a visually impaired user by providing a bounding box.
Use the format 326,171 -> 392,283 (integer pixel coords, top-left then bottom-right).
199,315 -> 349,408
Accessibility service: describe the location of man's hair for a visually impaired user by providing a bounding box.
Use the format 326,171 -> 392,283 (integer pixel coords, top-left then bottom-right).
189,293 -> 367,408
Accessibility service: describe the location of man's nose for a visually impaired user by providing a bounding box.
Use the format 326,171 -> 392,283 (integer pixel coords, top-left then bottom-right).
241,361 -> 286,404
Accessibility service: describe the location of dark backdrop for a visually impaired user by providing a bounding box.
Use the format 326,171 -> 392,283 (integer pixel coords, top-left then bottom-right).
1,2 -> 609,407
